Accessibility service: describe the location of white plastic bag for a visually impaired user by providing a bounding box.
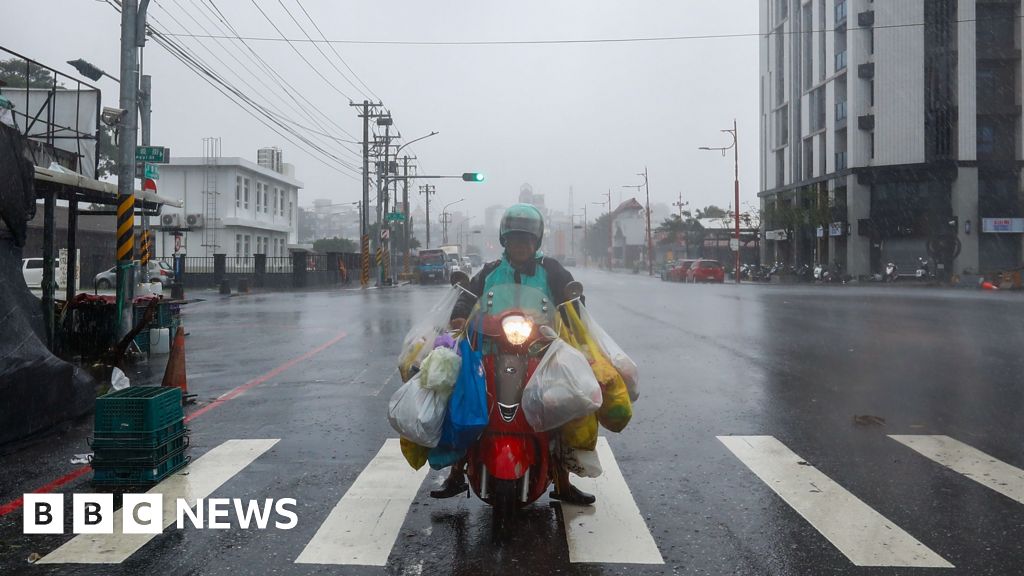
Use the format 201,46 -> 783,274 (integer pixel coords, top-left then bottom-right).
398,286 -> 462,382
578,305 -> 639,402
522,339 -> 603,432
387,373 -> 449,447
562,446 -> 603,478
419,346 -> 462,394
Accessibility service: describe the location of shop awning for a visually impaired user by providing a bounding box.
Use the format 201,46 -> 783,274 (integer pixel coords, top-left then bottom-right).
33,165 -> 183,208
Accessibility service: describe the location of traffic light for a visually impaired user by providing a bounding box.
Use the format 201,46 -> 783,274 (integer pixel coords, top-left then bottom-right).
462,172 -> 485,182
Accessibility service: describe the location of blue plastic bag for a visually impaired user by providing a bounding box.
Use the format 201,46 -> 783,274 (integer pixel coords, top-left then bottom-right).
427,445 -> 466,470
437,336 -> 489,450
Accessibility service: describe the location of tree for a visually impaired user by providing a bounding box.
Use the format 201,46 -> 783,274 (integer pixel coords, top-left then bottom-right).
585,213 -> 613,265
313,237 -> 358,253
695,205 -> 728,219
0,58 -> 62,89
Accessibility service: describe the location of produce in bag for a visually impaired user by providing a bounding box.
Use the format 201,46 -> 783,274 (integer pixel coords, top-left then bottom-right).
418,346 -> 462,393
577,304 -> 639,401
561,413 -> 598,451
398,286 -> 462,382
521,338 -> 603,432
437,336 -> 489,450
561,445 -> 603,478
387,373 -> 449,447
561,304 -> 633,432
400,437 -> 430,470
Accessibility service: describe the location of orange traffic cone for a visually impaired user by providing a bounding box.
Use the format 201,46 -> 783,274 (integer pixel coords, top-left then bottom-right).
981,281 -> 999,291
162,326 -> 195,403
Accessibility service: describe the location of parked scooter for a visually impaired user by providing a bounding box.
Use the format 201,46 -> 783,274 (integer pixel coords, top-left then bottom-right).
915,257 -> 935,281
883,262 -> 899,283
450,272 -> 583,516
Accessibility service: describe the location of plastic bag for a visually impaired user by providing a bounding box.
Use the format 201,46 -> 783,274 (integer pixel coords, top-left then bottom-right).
419,346 -> 462,394
522,339 -> 603,432
562,413 -> 598,451
398,286 -> 461,382
428,445 -> 466,470
437,337 -> 489,450
562,446 -> 603,478
560,304 -> 633,432
400,437 -> 429,470
387,373 -> 449,447
577,305 -> 639,402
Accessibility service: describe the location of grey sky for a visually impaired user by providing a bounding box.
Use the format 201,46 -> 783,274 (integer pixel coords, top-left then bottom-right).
3,1 -> 759,222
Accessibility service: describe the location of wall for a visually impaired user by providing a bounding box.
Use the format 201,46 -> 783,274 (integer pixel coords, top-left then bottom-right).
874,0 -> 926,166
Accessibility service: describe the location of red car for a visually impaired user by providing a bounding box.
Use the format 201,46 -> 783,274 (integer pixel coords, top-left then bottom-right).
664,259 -> 697,282
687,259 -> 726,283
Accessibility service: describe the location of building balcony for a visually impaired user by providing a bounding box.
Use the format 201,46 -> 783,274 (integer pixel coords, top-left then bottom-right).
835,1 -> 848,25
858,10 -> 874,27
977,45 -> 1022,62
835,51 -> 848,73
858,62 -> 875,79
858,114 -> 875,131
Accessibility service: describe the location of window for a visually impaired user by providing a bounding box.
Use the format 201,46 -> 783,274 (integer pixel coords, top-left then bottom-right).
26,259 -> 43,269
776,106 -> 789,146
804,139 -> 814,180
243,178 -> 250,210
256,236 -> 262,255
776,149 -> 786,187
818,0 -> 826,80
263,187 -> 269,214
236,176 -> 242,208
803,4 -> 814,91
819,137 -> 827,174
775,30 -> 786,104
244,235 -> 251,256
236,234 -> 242,256
256,182 -> 263,212
809,87 -> 826,132
870,132 -> 875,159
273,188 -> 279,216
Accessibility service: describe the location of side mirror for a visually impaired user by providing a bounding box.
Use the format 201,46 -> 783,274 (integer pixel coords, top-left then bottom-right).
450,271 -> 470,287
564,280 -> 584,301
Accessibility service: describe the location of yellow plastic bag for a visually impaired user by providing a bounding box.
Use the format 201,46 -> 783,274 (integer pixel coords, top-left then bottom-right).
562,413 -> 598,451
562,303 -> 632,432
400,437 -> 429,470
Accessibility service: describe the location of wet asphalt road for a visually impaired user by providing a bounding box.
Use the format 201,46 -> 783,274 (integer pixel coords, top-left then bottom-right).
1,269 -> 1024,575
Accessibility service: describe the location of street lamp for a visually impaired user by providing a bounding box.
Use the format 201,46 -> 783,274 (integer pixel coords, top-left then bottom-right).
440,198 -> 465,245
67,58 -> 120,82
623,168 -> 653,276
699,119 -> 741,285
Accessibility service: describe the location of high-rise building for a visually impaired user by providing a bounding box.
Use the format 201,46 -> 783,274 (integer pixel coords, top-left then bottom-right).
759,0 -> 1023,277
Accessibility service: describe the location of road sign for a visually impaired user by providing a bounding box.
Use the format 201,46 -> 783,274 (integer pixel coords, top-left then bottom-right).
144,163 -> 160,179
142,178 -> 157,192
135,146 -> 170,163
380,228 -> 390,241
386,212 -> 406,222
729,238 -> 740,251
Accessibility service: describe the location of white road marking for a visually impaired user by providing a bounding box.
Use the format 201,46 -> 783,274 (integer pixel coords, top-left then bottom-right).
560,437 -> 664,564
718,435 -> 953,568
891,435 -> 1024,504
38,439 -> 279,564
294,438 -> 428,566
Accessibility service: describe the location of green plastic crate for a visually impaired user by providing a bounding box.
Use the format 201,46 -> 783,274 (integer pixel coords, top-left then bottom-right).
92,450 -> 190,486
90,420 -> 185,451
91,430 -> 189,466
94,387 -> 182,435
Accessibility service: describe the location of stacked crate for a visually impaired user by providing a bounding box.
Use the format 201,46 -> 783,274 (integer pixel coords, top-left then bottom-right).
91,387 -> 190,485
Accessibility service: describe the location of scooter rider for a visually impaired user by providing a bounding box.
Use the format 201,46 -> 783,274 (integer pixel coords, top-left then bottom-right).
429,203 -> 596,506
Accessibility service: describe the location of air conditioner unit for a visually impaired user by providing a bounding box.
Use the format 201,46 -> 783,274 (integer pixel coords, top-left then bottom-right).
160,213 -> 181,228
186,214 -> 205,228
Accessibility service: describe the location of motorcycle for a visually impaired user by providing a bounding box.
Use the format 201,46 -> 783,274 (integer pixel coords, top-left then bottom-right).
451,272 -> 583,516
915,257 -> 935,281
883,262 -> 899,283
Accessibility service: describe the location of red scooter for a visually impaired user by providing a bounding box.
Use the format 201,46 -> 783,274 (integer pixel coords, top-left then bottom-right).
452,276 -> 583,516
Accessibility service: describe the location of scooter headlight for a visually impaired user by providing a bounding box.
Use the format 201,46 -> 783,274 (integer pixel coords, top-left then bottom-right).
501,315 -> 533,346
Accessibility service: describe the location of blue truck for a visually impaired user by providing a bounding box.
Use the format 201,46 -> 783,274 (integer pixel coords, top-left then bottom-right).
417,249 -> 449,284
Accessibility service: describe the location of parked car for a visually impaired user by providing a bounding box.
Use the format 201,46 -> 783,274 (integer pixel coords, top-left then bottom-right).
687,259 -> 726,283
21,258 -> 60,289
93,261 -> 172,290
664,259 -> 697,282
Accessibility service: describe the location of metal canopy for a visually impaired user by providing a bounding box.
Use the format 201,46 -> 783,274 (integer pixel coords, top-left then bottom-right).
33,165 -> 183,209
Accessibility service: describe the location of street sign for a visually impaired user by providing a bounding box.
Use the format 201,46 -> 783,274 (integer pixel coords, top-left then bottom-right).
729,238 -> 740,251
144,163 -> 159,180
142,178 -> 157,192
386,212 -> 406,222
135,146 -> 170,163
380,228 -> 390,241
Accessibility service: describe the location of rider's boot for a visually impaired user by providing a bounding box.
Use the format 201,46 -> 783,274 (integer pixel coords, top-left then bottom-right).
430,462 -> 468,499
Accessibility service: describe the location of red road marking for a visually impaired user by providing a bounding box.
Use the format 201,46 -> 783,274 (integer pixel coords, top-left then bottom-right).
0,331 -> 348,517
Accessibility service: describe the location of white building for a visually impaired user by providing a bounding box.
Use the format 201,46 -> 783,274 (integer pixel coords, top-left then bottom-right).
154,155 -> 303,258
760,0 -> 1024,277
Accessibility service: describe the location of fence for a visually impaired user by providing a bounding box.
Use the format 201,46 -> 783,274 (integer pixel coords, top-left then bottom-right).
180,252 -> 359,290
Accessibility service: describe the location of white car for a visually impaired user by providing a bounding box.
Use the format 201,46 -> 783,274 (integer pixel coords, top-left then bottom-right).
21,258 -> 60,289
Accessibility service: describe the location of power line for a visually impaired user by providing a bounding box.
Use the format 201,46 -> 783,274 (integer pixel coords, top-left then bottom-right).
291,0 -> 381,102
157,15 -> 1024,46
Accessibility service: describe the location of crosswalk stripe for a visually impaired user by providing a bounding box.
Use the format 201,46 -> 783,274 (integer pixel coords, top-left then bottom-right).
890,435 -> 1024,504
38,439 -> 279,565
718,435 -> 953,568
294,438 -> 428,566
560,437 -> 664,565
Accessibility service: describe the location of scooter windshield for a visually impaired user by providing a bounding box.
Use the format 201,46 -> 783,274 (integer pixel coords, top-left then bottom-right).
466,283 -> 557,340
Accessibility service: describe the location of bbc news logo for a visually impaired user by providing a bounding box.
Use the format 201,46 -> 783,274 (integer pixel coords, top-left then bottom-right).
23,494 -> 298,534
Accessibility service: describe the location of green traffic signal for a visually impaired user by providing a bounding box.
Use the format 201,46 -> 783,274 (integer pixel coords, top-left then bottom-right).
462,172 -> 485,182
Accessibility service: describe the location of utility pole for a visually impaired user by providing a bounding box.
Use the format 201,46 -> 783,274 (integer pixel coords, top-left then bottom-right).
349,100 -> 384,288
674,192 -> 688,220
643,167 -> 653,276
419,184 -> 435,248
604,189 -> 613,270
401,155 -> 415,274
700,119 -> 741,284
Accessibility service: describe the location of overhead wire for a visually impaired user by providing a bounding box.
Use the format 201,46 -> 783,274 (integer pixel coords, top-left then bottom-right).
291,0 -> 382,102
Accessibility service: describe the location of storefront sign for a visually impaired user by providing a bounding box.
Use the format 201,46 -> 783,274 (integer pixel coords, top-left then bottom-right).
982,218 -> 1024,233
765,229 -> 788,241
829,222 -> 844,237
